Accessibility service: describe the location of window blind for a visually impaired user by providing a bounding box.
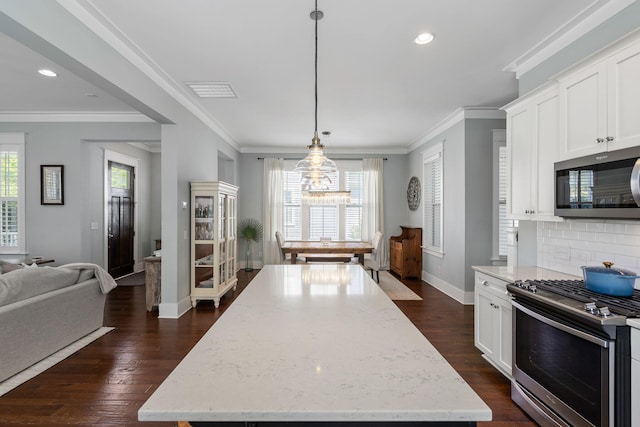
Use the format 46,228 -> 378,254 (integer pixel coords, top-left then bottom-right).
423,147 -> 442,252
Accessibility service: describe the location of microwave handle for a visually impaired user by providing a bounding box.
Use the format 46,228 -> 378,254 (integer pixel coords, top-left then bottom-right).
631,159 -> 640,207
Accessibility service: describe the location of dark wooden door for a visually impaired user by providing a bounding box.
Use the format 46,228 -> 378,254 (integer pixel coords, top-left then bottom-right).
108,161 -> 134,278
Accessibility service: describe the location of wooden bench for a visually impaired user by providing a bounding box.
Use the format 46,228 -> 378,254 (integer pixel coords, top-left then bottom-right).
300,253 -> 354,263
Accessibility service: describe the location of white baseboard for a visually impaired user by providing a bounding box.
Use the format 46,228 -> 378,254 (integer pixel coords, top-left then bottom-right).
421,271 -> 475,305
158,296 -> 192,319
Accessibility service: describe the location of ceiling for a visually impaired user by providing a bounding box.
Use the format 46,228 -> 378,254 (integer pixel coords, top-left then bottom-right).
0,0 -> 624,152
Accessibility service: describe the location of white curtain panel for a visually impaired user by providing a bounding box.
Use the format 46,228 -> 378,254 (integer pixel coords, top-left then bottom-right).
262,158 -> 285,265
362,158 -> 388,269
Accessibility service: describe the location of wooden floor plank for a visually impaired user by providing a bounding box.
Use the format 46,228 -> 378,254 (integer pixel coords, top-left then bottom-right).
0,269 -> 535,426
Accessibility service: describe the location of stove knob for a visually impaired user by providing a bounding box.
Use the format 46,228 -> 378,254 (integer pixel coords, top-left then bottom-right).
597,307 -> 611,318
585,302 -> 597,314
528,284 -> 537,293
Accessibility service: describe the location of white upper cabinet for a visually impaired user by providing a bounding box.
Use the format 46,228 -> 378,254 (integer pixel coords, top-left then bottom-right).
504,84 -> 561,221
607,41 -> 640,150
559,39 -> 640,159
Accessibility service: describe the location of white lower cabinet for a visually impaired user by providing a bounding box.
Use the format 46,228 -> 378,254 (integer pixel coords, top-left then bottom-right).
632,328 -> 640,427
474,272 -> 512,378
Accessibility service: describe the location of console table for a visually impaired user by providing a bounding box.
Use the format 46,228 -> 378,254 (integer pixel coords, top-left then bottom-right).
144,256 -> 161,311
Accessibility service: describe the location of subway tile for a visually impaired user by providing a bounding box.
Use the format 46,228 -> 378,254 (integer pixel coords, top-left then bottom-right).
586,222 -> 606,233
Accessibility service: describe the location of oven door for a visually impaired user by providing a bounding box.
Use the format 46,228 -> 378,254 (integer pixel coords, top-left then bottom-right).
511,301 -> 614,427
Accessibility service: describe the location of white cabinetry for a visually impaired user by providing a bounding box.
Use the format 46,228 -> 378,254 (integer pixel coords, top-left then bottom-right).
474,272 -> 512,378
504,84 -> 561,221
190,181 -> 238,308
632,327 -> 640,427
558,39 -> 640,159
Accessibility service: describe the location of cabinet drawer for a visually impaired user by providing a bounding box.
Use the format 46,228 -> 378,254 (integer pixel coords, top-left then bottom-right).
475,272 -> 510,302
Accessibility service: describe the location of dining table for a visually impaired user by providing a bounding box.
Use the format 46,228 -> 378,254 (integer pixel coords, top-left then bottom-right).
280,240 -> 374,264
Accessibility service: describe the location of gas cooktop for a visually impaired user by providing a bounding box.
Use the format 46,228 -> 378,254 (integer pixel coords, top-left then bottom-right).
507,278 -> 640,326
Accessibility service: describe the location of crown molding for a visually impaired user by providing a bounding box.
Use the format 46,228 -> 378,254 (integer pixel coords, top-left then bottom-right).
503,0 -> 635,78
408,107 -> 505,152
128,142 -> 161,153
240,145 -> 409,155
0,111 -> 154,122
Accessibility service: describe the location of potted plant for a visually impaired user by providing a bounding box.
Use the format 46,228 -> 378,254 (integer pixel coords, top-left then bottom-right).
238,218 -> 263,272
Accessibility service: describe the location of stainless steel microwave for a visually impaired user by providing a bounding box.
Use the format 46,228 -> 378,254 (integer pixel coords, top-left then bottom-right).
554,146 -> 640,218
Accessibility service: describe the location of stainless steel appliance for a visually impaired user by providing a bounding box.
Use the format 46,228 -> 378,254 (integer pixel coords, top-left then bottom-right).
555,146 -> 640,218
507,279 -> 637,426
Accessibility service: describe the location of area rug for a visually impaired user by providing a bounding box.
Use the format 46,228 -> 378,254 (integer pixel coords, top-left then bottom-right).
377,271 -> 422,300
115,270 -> 145,286
0,326 -> 114,397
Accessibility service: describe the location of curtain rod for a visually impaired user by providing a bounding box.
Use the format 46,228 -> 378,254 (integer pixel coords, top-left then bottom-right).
257,157 -> 387,160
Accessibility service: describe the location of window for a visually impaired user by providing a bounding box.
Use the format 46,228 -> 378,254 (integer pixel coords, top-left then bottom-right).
283,161 -> 362,241
497,146 -> 512,257
0,133 -> 25,254
423,142 -> 443,255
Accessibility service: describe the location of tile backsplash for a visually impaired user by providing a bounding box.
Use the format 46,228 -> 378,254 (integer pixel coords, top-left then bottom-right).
537,219 -> 640,277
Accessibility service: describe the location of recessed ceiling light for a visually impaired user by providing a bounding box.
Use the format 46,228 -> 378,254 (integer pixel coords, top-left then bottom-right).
414,32 -> 435,45
38,69 -> 58,77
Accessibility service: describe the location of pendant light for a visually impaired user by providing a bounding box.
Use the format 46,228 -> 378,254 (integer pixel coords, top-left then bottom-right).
295,0 -> 350,205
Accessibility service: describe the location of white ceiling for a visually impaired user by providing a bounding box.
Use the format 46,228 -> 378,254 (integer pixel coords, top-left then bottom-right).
0,0 -> 626,152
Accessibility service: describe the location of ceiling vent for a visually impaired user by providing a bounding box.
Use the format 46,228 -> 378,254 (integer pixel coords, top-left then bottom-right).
186,82 -> 237,98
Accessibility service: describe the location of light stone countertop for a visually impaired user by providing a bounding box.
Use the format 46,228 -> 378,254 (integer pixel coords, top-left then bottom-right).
138,264 -> 492,423
472,265 -> 580,283
628,318 -> 640,329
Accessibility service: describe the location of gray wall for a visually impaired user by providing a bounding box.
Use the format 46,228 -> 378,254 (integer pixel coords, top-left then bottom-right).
149,151 -> 162,251
464,119 -> 505,291
406,118 -> 503,298
0,122 -> 161,265
237,152 -> 407,266
519,1 -> 640,94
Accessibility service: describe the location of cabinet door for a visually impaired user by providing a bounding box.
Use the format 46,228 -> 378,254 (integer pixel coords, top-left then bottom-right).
559,63 -> 608,159
474,287 -> 495,358
533,93 -> 559,219
507,106 -> 533,217
496,298 -> 512,377
607,42 -> 640,151
633,358 -> 640,427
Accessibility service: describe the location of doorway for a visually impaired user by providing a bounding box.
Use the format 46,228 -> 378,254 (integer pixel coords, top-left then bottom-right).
107,160 -> 135,278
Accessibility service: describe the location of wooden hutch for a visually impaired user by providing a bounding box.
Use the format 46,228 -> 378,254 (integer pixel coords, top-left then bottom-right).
389,226 -> 422,279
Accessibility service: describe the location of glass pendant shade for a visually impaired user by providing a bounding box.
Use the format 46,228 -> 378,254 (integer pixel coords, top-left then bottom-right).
294,132 -> 337,177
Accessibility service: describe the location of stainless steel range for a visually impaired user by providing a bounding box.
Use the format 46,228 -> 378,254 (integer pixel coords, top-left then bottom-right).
507,278 -> 638,427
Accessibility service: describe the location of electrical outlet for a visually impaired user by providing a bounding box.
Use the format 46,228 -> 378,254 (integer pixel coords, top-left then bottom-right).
90,222 -> 99,230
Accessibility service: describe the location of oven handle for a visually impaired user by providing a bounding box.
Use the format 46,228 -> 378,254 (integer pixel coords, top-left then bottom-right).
512,301 -> 610,348
630,158 -> 640,206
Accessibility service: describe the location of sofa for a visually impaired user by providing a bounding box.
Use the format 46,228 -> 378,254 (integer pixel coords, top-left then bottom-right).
0,263 -> 117,382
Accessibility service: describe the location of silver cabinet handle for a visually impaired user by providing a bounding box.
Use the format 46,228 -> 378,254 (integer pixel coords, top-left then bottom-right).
606,136 -> 614,142
596,137 -> 604,143
481,280 -> 489,286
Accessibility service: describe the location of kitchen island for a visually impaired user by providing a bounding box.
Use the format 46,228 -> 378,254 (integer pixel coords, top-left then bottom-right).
139,264 -> 491,426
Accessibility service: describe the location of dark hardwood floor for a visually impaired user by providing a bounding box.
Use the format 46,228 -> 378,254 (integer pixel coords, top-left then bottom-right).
0,269 -> 536,427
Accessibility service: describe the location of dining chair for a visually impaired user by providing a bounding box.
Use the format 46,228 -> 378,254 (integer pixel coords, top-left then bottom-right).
275,231 -> 306,264
364,231 -> 384,283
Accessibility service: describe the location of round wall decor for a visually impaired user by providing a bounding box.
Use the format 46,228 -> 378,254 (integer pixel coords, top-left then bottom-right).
407,176 -> 421,211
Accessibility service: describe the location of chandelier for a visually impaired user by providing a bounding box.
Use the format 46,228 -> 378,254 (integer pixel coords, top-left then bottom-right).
294,0 -> 350,205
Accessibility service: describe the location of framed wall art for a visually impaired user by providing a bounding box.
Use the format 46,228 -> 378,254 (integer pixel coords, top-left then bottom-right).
41,165 -> 64,205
